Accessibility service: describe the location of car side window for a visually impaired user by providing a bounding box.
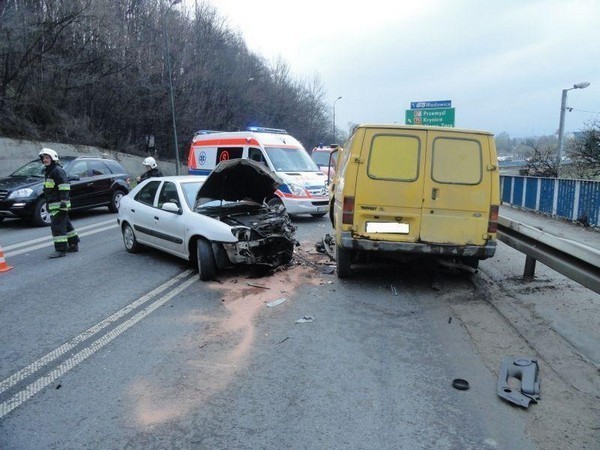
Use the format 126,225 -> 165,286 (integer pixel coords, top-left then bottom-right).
157,181 -> 180,208
67,161 -> 89,179
89,160 -> 111,176
135,181 -> 161,206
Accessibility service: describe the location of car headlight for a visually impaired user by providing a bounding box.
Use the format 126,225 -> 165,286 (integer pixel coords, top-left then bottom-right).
287,183 -> 309,197
8,188 -> 34,199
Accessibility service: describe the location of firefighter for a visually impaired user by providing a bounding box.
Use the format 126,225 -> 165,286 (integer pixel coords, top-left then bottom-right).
136,157 -> 163,183
40,148 -> 80,258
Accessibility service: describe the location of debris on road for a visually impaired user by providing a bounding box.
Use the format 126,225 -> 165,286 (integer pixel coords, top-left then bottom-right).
295,316 -> 315,324
390,285 -> 398,296
497,357 -> 540,408
452,378 -> 470,390
266,298 -> 287,308
246,281 -> 270,289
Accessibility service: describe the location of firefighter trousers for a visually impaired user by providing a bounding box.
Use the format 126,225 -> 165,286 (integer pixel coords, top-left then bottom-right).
50,210 -> 79,251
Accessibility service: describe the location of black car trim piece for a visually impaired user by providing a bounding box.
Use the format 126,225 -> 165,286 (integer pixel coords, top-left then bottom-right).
133,224 -> 154,237
154,229 -> 184,245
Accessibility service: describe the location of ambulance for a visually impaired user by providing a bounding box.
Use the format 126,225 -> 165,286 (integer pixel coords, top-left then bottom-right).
187,127 -> 329,217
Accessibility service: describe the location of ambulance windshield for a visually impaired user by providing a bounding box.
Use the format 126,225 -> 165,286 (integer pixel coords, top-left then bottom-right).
265,146 -> 319,172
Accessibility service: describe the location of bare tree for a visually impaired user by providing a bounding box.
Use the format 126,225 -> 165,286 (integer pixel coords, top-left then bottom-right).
568,119 -> 600,179
523,136 -> 558,177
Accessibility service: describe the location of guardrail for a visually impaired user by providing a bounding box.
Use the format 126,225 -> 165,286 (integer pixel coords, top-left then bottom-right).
500,175 -> 600,227
497,215 -> 600,294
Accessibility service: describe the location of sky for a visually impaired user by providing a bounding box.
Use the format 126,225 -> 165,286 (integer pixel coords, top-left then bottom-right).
197,0 -> 599,139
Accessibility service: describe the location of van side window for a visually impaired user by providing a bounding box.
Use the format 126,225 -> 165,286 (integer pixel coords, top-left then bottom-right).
248,147 -> 266,164
431,138 -> 482,185
368,135 -> 420,181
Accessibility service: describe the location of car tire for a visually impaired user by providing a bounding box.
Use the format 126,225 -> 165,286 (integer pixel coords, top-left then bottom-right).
197,237 -> 216,281
109,190 -> 125,213
336,244 -> 352,279
122,223 -> 142,253
30,197 -> 51,227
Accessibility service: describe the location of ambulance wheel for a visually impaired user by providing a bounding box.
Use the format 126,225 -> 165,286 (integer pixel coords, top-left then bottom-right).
123,223 -> 142,253
197,237 -> 216,281
336,244 -> 352,279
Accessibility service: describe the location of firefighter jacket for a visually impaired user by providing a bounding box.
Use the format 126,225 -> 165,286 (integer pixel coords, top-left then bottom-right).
43,162 -> 71,214
139,167 -> 163,181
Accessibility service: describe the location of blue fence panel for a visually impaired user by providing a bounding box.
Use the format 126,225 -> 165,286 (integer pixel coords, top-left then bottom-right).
501,177 -> 512,203
524,178 -> 538,209
512,177 -> 525,207
539,178 -> 555,214
556,180 -> 576,219
578,180 -> 600,226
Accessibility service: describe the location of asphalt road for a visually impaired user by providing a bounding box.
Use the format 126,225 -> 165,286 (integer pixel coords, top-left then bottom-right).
0,210 -> 598,449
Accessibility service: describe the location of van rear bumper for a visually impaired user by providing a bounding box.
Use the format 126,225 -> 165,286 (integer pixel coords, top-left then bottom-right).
340,232 -> 496,259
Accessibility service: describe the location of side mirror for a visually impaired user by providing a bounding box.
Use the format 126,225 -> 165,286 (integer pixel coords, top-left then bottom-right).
162,202 -> 182,214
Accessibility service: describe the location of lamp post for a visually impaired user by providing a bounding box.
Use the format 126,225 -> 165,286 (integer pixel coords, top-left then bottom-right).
556,81 -> 590,177
163,0 -> 182,174
333,96 -> 342,142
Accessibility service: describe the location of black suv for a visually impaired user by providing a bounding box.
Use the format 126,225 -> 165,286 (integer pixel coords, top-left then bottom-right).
0,156 -> 131,226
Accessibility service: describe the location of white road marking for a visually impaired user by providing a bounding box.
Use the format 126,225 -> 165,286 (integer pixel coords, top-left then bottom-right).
5,223 -> 118,257
0,269 -> 195,418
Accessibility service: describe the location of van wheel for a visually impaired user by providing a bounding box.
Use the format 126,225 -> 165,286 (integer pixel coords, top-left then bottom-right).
336,244 -> 352,278
462,257 -> 480,270
30,198 -> 51,227
197,237 -> 216,281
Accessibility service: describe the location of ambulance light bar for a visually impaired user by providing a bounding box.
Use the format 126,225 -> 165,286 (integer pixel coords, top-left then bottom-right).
246,126 -> 287,134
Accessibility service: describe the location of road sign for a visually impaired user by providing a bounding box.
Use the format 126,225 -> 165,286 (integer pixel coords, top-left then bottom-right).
405,108 -> 455,127
410,100 -> 451,109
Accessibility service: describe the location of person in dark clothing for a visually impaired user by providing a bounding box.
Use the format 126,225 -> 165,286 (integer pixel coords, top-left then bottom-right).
40,148 -> 80,258
136,157 -> 163,183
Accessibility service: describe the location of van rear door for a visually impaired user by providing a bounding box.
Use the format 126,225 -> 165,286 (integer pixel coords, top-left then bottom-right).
420,131 -> 491,245
353,128 -> 426,242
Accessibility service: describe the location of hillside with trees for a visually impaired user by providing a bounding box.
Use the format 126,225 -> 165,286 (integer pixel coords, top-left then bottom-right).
0,0 -> 333,163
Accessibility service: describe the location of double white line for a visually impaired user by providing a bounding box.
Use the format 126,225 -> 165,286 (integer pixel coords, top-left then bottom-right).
3,218 -> 118,258
0,269 -> 197,419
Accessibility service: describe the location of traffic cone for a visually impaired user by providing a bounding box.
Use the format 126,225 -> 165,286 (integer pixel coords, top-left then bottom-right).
0,245 -> 13,272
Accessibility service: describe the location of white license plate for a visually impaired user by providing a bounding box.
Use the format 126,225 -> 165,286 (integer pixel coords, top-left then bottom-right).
366,222 -> 409,234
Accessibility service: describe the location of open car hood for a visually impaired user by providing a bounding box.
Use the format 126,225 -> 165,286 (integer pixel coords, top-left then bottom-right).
196,158 -> 283,203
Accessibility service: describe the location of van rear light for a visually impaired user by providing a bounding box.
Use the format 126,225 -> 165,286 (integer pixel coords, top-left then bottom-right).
488,205 -> 499,233
342,196 -> 355,225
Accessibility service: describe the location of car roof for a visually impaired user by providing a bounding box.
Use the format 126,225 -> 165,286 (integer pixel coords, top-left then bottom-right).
152,175 -> 208,183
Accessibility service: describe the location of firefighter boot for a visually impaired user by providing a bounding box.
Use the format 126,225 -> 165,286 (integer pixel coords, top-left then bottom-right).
48,250 -> 66,259
66,244 -> 79,253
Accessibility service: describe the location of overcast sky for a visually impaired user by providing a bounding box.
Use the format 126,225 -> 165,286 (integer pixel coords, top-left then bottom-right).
201,0 -> 599,138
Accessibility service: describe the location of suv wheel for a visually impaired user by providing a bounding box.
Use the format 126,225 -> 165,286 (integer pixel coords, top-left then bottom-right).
31,198 -> 51,227
109,190 -> 125,213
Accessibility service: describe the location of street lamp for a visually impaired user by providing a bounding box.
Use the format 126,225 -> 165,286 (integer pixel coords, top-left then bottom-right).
163,0 -> 182,175
333,96 -> 342,142
556,81 -> 590,177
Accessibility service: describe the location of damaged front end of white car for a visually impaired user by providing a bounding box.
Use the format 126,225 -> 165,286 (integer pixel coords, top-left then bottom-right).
194,158 -> 297,278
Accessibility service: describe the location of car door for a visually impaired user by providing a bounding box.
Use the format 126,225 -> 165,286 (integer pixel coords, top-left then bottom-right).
65,160 -> 93,208
87,159 -> 113,206
152,181 -> 187,255
129,180 -> 162,246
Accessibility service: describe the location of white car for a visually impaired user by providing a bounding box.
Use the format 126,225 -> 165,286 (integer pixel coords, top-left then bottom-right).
117,159 -> 297,280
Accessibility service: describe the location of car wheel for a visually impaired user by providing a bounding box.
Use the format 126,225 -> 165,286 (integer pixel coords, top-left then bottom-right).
311,212 -> 327,218
267,197 -> 285,211
122,223 -> 142,253
197,237 -> 216,281
30,197 -> 51,227
336,244 -> 352,279
109,190 -> 125,213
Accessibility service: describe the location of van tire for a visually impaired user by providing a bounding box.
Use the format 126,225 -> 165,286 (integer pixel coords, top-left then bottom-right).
462,257 -> 480,270
197,237 -> 216,281
336,244 -> 352,278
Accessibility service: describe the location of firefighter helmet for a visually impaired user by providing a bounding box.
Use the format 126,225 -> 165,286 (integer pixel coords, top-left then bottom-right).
39,148 -> 59,162
142,157 -> 157,169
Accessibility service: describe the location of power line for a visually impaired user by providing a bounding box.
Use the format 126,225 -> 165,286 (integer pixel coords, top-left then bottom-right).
566,107 -> 600,114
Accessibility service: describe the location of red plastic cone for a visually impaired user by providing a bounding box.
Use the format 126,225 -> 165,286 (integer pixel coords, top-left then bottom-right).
0,245 -> 13,272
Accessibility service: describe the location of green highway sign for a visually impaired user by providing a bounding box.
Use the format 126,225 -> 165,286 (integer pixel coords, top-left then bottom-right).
405,107 -> 455,127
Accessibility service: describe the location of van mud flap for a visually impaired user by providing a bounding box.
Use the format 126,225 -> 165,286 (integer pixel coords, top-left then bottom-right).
497,357 -> 541,408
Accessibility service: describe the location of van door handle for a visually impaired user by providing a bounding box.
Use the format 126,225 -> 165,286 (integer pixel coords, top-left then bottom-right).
431,188 -> 439,200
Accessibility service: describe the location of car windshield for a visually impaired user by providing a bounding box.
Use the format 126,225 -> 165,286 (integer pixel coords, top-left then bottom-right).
180,181 -> 204,208
265,146 -> 319,172
312,151 -> 336,166
11,160 -> 45,177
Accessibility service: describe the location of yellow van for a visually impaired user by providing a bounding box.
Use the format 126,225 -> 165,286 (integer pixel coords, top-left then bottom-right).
330,124 -> 500,278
